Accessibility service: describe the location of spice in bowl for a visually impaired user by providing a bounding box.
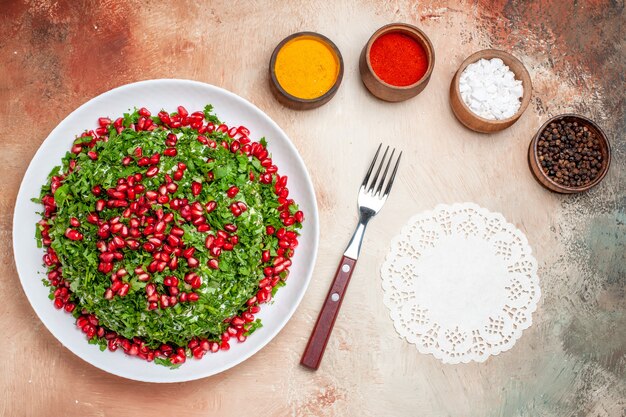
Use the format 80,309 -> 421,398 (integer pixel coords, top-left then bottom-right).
536,118 -> 606,188
270,32 -> 343,109
369,32 -> 429,87
459,58 -> 523,120
360,23 -> 435,102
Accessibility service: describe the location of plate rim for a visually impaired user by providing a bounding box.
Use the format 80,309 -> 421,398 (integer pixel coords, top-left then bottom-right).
12,78 -> 320,382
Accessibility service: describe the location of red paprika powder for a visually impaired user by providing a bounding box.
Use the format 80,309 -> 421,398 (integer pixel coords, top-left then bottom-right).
369,32 -> 428,86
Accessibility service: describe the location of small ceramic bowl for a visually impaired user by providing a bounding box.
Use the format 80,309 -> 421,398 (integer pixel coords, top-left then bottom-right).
269,32 -> 343,110
528,114 -> 611,194
359,23 -> 435,102
450,49 -> 532,133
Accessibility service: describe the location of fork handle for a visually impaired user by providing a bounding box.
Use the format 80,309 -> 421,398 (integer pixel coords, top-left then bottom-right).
301,255 -> 357,370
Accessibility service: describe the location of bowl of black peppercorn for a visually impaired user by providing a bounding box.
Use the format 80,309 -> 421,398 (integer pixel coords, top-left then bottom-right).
528,114 -> 611,193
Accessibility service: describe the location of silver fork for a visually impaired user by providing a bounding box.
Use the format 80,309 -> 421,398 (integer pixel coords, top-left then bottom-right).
301,144 -> 401,370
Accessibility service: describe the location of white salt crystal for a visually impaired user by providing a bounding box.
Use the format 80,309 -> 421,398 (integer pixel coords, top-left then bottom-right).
459,57 -> 524,120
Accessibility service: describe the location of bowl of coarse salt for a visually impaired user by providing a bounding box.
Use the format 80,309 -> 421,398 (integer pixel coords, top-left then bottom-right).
450,49 -> 532,133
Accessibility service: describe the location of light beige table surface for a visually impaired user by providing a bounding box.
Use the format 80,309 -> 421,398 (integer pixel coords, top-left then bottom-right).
1,1 -> 623,416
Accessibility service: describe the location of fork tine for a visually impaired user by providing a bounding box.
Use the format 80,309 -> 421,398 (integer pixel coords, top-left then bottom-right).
383,151 -> 402,197
367,146 -> 389,193
375,148 -> 395,196
361,144 -> 381,189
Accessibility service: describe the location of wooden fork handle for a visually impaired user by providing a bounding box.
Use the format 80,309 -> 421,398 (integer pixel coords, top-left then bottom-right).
300,255 -> 357,370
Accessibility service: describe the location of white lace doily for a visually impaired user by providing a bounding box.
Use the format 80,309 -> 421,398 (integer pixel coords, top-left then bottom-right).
381,203 -> 540,364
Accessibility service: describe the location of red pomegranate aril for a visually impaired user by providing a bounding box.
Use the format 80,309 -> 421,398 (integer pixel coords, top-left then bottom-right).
187,257 -> 199,268
118,283 -> 130,297
53,297 -> 65,309
64,228 -> 83,241
188,292 -> 199,302
177,106 -> 188,118
98,117 -> 112,127
207,259 -> 219,270
257,290 -> 269,303
103,288 -> 114,300
261,250 -> 270,263
205,200 -> 217,213
167,235 -> 180,247
204,235 -> 215,249
145,166 -> 159,177
210,246 -> 221,257
190,275 -> 202,289
196,224 -> 210,232
69,217 -> 81,227
230,204 -> 242,217
137,273 -> 150,282
226,186 -> 239,198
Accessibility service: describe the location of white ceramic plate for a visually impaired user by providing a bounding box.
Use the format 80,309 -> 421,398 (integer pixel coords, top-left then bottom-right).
13,79 -> 319,383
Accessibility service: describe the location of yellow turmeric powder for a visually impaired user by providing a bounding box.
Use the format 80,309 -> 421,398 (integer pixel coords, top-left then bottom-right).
274,36 -> 339,100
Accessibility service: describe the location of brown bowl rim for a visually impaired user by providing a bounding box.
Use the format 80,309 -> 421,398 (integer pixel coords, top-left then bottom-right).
529,113 -> 612,193
269,31 -> 344,106
363,23 -> 435,91
452,49 -> 532,126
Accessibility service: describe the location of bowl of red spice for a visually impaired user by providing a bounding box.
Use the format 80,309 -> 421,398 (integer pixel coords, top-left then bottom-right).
528,114 -> 611,193
359,23 -> 435,102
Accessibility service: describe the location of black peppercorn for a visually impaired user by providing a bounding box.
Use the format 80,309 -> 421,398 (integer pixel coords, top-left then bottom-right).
536,119 -> 604,187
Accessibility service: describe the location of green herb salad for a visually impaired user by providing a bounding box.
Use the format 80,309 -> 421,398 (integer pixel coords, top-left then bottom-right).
35,105 -> 303,366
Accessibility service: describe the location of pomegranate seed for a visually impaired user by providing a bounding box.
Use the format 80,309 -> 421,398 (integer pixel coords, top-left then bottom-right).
295,211 -> 304,223
220,341 -> 230,351
64,228 -> 83,241
104,288 -> 114,300
187,257 -> 199,268
138,107 -> 151,117
224,223 -> 237,233
167,235 -> 181,247
261,250 -> 270,263
98,117 -> 112,127
207,259 -> 219,269
226,186 -> 239,198
188,293 -> 199,302
191,181 -> 202,196
205,200 -> 217,213
87,151 -> 98,160
137,273 -> 150,282
146,166 -> 159,177
177,106 -> 188,118
118,283 -> 130,297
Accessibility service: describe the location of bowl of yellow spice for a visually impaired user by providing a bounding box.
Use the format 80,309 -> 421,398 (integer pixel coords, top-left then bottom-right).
270,32 -> 344,110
